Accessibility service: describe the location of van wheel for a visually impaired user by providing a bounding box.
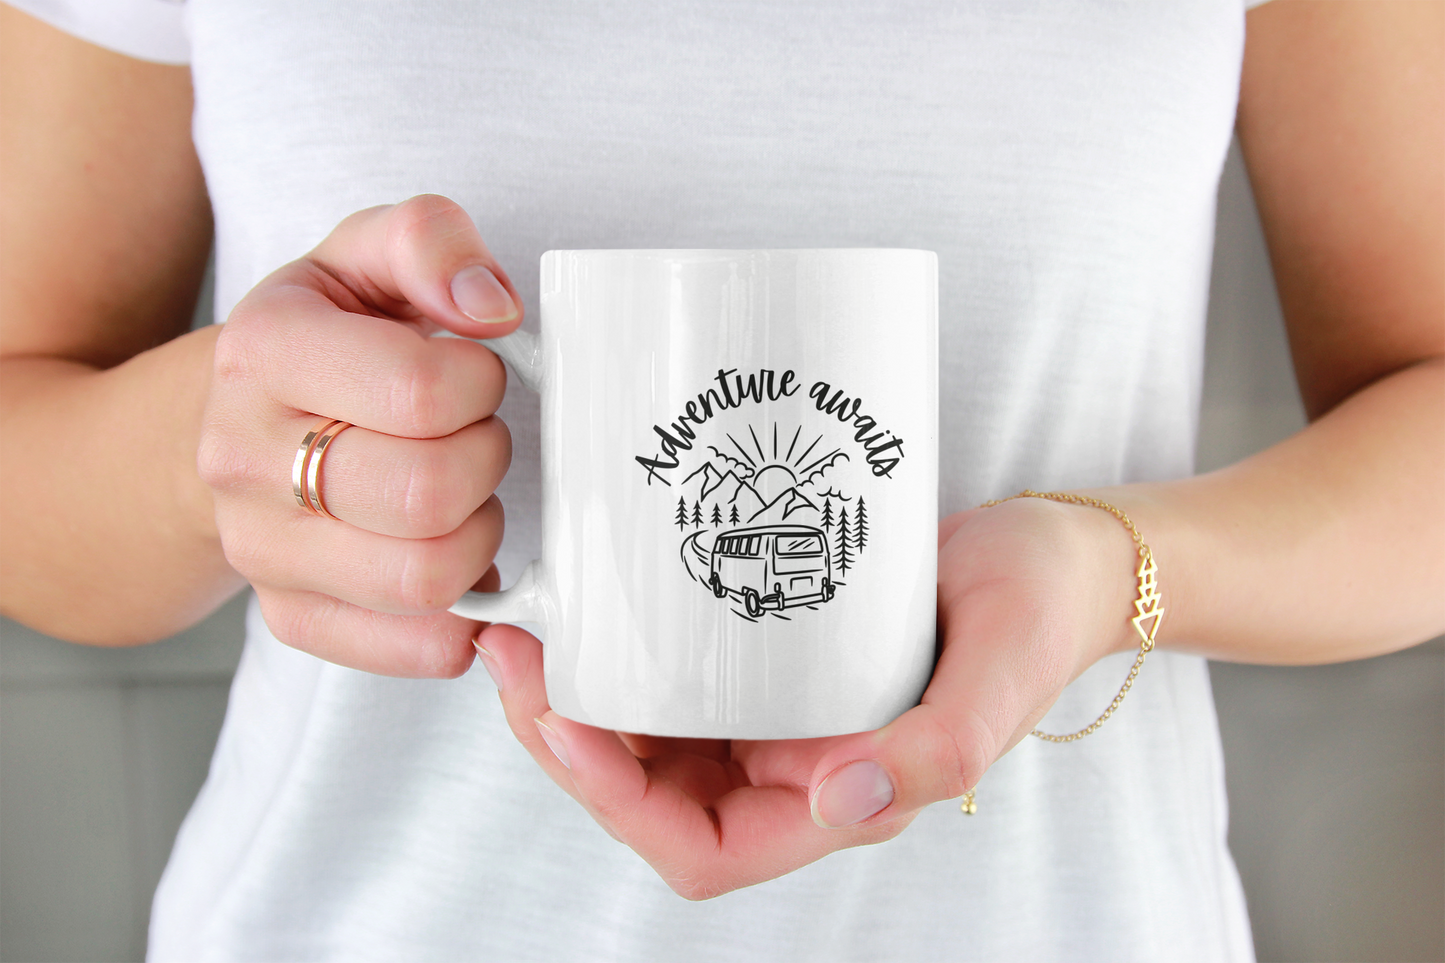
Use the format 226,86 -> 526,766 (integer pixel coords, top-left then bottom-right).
711,574 -> 727,598
743,589 -> 762,617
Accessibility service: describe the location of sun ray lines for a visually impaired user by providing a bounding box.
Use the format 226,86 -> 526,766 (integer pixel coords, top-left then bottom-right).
726,434 -> 757,467
793,434 -> 823,467
785,425 -> 802,461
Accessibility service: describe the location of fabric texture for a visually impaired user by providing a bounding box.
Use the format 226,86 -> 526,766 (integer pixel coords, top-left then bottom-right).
32,1 -> 1259,960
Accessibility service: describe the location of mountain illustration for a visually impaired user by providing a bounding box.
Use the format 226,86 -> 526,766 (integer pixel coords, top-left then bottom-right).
725,477 -> 767,520
681,462 -> 766,517
748,487 -> 819,524
680,463 -> 725,499
709,471 -> 759,505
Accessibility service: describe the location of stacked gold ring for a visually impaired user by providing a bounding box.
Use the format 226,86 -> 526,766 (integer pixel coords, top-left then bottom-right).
292,417 -> 354,519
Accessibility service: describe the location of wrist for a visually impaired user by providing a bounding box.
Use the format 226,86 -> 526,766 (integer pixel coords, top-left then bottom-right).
153,325 -> 226,546
1072,486 -> 1174,658
980,489 -> 1161,670
1075,499 -> 1152,663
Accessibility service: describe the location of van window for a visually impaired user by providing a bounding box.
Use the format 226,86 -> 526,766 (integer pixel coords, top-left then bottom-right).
746,536 -> 761,556
775,534 -> 824,557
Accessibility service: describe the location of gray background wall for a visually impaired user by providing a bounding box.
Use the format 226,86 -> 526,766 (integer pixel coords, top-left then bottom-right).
1,143 -> 1441,963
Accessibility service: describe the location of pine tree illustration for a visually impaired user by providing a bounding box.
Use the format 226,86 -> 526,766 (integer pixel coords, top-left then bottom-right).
710,504 -> 723,527
821,499 -> 834,529
675,496 -> 689,530
691,500 -> 703,528
854,496 -> 869,553
729,504 -> 740,525
835,506 -> 854,575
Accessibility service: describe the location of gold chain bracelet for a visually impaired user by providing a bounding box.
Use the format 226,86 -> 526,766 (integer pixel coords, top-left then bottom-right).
958,490 -> 1165,815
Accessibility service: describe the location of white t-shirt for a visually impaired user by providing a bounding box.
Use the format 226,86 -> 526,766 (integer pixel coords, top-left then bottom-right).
20,2 -> 1259,960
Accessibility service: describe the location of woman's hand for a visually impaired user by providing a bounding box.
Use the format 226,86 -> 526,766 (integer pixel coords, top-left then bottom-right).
477,497 -> 1140,898
200,195 -> 519,677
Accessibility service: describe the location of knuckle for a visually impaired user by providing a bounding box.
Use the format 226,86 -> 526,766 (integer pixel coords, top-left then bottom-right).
477,348 -> 509,408
211,312 -> 261,385
925,711 -> 992,800
424,635 -> 477,680
331,203 -> 389,239
392,447 -> 460,536
486,417 -> 514,476
395,192 -> 461,223
479,493 -> 506,535
669,879 -> 708,902
387,350 -> 451,436
666,870 -> 727,902
195,426 -> 247,490
468,419 -> 512,499
387,194 -> 469,253
258,594 -> 324,653
394,543 -> 464,614
391,616 -> 473,679
216,521 -> 269,581
197,416 -> 273,493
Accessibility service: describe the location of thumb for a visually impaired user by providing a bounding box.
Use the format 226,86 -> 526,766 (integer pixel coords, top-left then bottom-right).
309,194 -> 523,338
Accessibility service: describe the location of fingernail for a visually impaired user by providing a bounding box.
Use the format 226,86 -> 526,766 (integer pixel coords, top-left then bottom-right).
535,717 -> 571,770
812,761 -> 894,829
474,643 -> 502,690
451,264 -> 518,324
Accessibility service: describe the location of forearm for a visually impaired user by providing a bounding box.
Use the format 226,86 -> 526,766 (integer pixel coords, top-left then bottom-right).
1099,357 -> 1445,665
0,325 -> 244,644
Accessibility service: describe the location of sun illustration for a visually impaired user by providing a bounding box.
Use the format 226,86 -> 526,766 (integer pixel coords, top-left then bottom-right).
711,423 -> 850,491
751,464 -> 796,503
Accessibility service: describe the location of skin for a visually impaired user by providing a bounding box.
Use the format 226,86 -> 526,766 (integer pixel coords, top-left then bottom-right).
0,7 -> 227,642
199,200 -> 521,677
1,0 -> 1441,902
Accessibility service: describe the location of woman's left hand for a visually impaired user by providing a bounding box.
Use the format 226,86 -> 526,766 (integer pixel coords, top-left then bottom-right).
477,496 -> 1139,899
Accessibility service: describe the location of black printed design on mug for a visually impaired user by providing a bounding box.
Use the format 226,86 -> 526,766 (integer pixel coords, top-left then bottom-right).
634,367 -> 903,622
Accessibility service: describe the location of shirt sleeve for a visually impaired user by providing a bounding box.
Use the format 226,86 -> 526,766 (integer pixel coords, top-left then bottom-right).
8,0 -> 189,65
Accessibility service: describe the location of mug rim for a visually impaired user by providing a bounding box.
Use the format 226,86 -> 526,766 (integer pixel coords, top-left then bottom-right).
541,247 -> 937,257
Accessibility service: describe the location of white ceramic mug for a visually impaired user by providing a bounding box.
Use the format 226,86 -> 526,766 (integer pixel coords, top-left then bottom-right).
451,249 -> 938,739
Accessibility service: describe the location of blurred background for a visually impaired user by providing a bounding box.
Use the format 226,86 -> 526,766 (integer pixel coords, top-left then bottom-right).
1,143 -> 1441,963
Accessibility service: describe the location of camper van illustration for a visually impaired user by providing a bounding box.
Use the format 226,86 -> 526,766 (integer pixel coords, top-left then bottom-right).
707,524 -> 837,617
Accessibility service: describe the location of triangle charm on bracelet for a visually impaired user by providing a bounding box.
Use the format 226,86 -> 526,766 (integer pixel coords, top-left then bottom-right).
1131,550 -> 1164,651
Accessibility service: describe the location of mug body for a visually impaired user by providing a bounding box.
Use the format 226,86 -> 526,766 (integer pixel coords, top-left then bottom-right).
537,249 -> 937,739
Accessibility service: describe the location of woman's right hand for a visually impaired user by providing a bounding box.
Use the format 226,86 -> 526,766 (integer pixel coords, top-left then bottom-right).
198,195 -> 518,677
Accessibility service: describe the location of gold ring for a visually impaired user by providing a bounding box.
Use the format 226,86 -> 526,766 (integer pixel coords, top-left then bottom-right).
293,418 -> 340,513
292,417 -> 352,517
305,420 -> 354,520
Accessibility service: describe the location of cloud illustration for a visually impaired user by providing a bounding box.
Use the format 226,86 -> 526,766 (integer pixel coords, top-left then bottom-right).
706,445 -> 755,478
799,451 -> 849,487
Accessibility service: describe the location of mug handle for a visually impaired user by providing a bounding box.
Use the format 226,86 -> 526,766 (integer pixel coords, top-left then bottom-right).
450,559 -> 545,623
440,328 -> 548,623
